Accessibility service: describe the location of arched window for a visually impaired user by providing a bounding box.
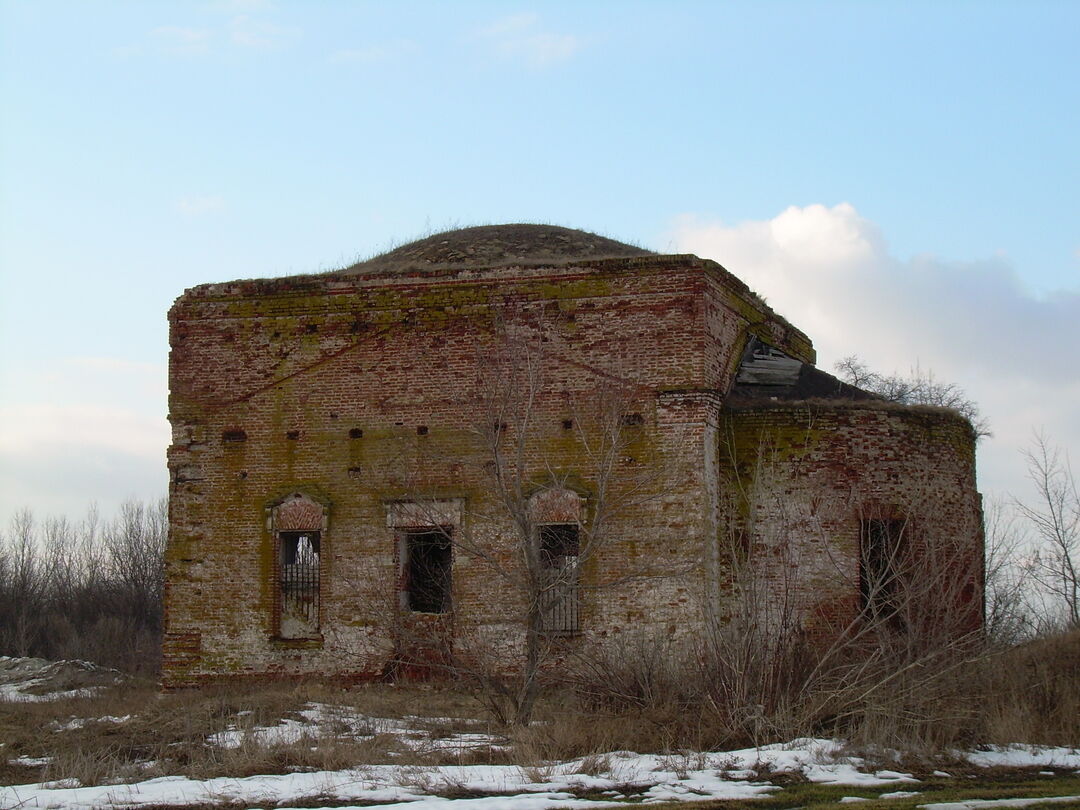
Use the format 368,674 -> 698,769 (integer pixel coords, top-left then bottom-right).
269,493 -> 328,639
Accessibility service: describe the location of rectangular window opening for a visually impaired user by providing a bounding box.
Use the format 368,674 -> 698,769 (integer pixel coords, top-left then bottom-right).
859,518 -> 906,629
279,531 -> 320,637
539,523 -> 580,634
405,530 -> 452,614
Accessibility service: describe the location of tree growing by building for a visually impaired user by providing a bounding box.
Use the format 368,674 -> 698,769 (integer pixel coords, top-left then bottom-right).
835,355 -> 990,438
392,315 -> 681,725
1018,432 -> 1079,628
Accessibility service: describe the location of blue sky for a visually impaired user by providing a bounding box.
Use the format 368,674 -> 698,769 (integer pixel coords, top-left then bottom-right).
1,0 -> 1077,522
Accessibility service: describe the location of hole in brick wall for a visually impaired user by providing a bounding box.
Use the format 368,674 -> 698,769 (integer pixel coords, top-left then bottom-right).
859,518 -> 908,631
349,428 -> 363,439
350,320 -> 365,334
272,331 -> 281,339
494,421 -> 508,434
404,530 -> 452,614
417,425 -> 428,435
539,523 -> 580,634
305,323 -> 318,333
286,430 -> 300,440
395,421 -> 404,426
562,419 -> 573,430
222,429 -> 247,443
347,467 -> 362,478
239,471 -> 248,479
621,413 -> 645,427
329,412 -> 338,420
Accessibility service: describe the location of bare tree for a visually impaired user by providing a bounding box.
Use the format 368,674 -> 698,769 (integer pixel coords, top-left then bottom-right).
981,496 -> 1037,643
391,317 -> 679,725
1017,432 -> 1079,628
0,509 -> 44,656
835,355 -> 990,438
0,498 -> 168,672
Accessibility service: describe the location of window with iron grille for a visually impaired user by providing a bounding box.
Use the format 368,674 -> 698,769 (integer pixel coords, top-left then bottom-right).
859,518 -> 906,629
539,523 -> 580,634
279,531 -> 320,637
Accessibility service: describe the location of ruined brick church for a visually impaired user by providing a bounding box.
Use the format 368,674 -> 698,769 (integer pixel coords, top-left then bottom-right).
163,224 -> 983,687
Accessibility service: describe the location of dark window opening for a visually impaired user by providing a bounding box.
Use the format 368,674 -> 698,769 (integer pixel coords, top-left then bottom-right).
539,524 -> 580,634
417,425 -> 428,435
405,530 -> 452,614
280,531 -> 320,635
621,413 -> 644,427
222,428 -> 247,443
859,518 -> 906,629
562,419 -> 574,430
349,428 -> 363,439
286,430 -> 300,440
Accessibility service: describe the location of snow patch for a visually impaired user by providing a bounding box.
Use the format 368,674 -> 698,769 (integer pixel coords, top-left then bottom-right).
960,745 -> 1080,770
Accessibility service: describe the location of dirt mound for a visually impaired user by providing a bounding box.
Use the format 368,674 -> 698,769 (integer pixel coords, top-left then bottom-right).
338,223 -> 653,274
0,656 -> 128,702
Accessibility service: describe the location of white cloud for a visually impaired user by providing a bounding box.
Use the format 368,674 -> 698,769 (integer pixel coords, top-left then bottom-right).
145,7 -> 295,56
219,0 -> 272,10
328,39 -> 419,65
0,400 -> 169,522
229,14 -> 297,49
0,356 -> 168,523
477,12 -> 580,68
150,25 -> 211,55
671,203 -> 1080,500
479,12 -> 540,38
0,403 -> 166,461
176,194 -> 226,216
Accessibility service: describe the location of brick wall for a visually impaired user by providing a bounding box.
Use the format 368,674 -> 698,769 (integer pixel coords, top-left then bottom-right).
718,402 -> 984,640
164,254 -> 981,687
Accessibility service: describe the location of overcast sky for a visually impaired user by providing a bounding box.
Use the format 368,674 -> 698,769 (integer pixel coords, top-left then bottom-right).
1,0 -> 1077,524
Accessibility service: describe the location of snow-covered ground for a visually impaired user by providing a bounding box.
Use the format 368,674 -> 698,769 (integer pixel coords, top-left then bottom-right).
2,658 -> 1078,810
3,735 -> 1079,810
207,703 -> 507,755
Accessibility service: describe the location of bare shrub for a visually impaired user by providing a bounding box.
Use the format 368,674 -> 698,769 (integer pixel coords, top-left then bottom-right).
835,355 -> 990,438
562,427 -> 992,754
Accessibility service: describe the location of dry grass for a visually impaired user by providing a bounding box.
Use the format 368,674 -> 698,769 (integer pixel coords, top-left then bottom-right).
2,630 -> 1077,789
981,629 -> 1080,746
